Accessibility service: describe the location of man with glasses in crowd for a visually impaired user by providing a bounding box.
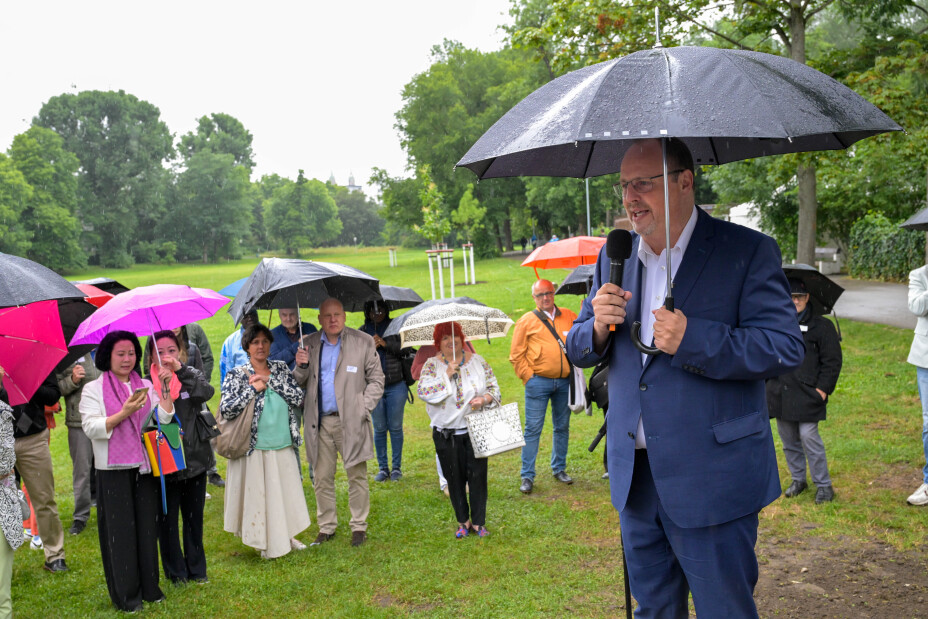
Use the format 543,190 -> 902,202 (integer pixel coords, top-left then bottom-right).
567,138 -> 803,617
509,279 -> 577,494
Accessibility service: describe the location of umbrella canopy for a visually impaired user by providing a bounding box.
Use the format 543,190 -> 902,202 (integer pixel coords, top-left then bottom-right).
0,253 -> 85,308
70,277 -> 130,295
783,264 -> 844,316
521,236 -> 606,277
54,296 -> 102,374
457,45 -> 902,179
393,301 -> 514,347
218,277 -> 250,298
364,285 -> 425,313
70,284 -> 229,346
0,301 -> 67,406
555,264 -> 597,296
382,296 -> 487,340
228,258 -> 381,325
75,283 -> 115,309
900,207 -> 928,232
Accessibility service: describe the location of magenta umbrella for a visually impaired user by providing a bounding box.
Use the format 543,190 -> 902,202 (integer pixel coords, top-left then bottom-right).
70,284 -> 229,346
0,301 -> 67,406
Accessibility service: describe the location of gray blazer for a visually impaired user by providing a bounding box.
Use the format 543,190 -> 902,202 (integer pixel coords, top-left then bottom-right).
908,265 -> 928,367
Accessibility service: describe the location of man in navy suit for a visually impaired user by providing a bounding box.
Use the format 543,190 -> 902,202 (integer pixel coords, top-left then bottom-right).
567,138 -> 804,617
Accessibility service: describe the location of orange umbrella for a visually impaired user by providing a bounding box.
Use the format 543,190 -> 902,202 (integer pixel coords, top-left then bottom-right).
520,236 -> 606,277
75,283 -> 115,308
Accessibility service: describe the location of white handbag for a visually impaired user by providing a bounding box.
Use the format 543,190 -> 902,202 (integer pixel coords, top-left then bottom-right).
464,396 -> 525,458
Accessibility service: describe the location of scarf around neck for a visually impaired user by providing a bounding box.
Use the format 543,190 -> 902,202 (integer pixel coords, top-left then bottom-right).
103,371 -> 152,471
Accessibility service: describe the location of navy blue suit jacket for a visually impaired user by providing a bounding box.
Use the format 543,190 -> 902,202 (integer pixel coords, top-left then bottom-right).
269,322 -> 318,370
566,208 -> 804,528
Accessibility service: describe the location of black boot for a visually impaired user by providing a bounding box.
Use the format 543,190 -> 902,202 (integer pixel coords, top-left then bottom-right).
784,480 -> 808,498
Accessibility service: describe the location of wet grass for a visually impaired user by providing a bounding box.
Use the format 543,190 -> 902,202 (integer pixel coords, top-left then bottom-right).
11,247 -> 928,616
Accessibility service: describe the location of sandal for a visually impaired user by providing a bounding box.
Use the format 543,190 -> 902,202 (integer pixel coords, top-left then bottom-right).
475,526 -> 489,538
455,525 -> 469,539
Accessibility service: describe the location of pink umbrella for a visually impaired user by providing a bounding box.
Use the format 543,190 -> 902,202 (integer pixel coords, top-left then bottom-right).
70,284 -> 229,346
0,300 -> 67,406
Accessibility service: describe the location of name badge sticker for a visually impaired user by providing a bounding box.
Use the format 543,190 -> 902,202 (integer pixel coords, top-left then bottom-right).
180,392 -> 190,400
347,365 -> 358,373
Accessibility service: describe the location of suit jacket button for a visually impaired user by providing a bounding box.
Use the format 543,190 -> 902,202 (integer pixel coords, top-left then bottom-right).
639,384 -> 647,391
627,432 -> 635,439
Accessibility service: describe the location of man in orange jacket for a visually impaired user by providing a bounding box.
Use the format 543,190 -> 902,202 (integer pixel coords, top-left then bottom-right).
509,279 -> 578,494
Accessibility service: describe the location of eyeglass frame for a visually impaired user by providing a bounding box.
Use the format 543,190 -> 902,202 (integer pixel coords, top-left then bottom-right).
613,169 -> 686,199
532,291 -> 555,299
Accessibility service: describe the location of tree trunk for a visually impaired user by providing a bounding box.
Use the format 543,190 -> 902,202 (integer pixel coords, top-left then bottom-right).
790,3 -> 817,266
502,214 -> 513,251
796,164 -> 817,265
495,222 -> 504,252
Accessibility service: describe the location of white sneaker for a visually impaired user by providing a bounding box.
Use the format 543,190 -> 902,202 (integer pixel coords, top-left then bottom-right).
30,535 -> 43,550
23,528 -> 32,540
205,491 -> 212,500
290,538 -> 306,551
907,482 -> 928,506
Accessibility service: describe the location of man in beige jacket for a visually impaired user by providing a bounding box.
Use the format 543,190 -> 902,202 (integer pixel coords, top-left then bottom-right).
294,298 -> 384,547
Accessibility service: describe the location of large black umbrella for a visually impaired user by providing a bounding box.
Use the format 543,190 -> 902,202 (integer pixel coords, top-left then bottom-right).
457,45 -> 900,355
362,285 -> 425,313
54,297 -> 99,374
900,207 -> 928,231
0,252 -> 85,308
228,258 -> 381,326
382,296 -> 486,340
555,265 -> 597,296
783,263 -> 844,316
70,277 -> 130,295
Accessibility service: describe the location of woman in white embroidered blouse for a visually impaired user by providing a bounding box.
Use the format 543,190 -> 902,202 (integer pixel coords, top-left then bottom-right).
417,322 -> 500,539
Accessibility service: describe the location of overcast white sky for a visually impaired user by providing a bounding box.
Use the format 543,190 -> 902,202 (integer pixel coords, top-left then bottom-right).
2,0 -> 513,197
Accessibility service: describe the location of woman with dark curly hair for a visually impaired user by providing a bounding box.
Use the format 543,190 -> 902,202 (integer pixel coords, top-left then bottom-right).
220,323 -> 309,559
79,330 -> 176,612
144,330 -> 214,584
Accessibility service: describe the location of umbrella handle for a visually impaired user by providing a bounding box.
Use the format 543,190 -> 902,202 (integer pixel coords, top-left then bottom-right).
630,322 -> 662,356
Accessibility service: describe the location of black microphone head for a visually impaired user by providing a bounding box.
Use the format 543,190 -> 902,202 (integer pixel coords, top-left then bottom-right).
606,229 -> 633,260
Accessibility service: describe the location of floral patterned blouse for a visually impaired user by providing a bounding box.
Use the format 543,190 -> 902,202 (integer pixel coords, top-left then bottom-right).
0,401 -> 22,551
219,360 -> 304,457
417,352 -> 500,431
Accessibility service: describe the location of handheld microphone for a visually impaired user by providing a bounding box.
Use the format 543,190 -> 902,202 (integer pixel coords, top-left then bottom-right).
606,229 -> 633,331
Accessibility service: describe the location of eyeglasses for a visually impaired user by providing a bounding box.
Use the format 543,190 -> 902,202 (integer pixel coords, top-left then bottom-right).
613,170 -> 685,198
533,291 -> 554,299
790,293 -> 809,300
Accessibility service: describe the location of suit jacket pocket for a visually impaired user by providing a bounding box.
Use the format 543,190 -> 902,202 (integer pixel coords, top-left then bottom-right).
712,410 -> 767,444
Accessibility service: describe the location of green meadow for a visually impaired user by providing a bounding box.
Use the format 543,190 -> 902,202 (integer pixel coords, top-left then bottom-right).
12,247 -> 928,617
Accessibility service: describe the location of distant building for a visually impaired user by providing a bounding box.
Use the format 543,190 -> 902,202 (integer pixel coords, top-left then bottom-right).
347,172 -> 361,193
328,171 -> 337,185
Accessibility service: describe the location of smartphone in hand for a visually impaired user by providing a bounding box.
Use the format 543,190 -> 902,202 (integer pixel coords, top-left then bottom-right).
131,387 -> 149,399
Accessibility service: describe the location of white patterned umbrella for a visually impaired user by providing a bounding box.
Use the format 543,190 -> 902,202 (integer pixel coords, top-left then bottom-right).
396,302 -> 514,347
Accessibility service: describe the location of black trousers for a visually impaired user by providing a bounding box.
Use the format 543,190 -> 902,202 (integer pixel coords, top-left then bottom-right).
432,429 -> 488,527
158,471 -> 207,583
96,468 -> 163,612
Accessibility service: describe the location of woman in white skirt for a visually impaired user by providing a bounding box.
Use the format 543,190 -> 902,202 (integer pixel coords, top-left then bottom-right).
220,323 -> 310,558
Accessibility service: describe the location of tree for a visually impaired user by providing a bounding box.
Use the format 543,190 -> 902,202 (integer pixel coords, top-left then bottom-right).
7,127 -> 85,271
327,185 -> 385,247
452,185 -> 486,242
168,152 -> 252,263
413,166 -> 450,246
35,90 -> 174,267
370,167 -> 425,246
0,154 -> 32,256
266,171 -> 341,255
179,113 -> 255,171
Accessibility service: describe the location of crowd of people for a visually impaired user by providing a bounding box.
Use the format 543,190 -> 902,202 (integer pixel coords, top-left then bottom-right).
2,138 -> 928,616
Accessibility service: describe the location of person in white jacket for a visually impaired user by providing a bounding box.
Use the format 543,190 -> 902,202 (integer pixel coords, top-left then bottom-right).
907,264 -> 928,506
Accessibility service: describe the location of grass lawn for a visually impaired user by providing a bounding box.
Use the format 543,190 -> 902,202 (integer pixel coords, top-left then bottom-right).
11,247 -> 928,617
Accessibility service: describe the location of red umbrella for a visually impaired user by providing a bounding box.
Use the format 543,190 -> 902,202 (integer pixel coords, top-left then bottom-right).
75,283 -> 115,309
520,236 -> 606,277
0,300 -> 67,406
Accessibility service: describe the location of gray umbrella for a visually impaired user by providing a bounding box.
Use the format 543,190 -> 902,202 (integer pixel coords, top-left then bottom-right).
0,252 -> 85,308
457,45 -> 901,355
555,265 -> 597,296
228,258 -> 381,326
900,207 -> 928,231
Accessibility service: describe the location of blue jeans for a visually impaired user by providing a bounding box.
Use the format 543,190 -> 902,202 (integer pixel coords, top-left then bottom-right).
917,367 -> 928,483
520,375 -> 571,480
372,381 -> 407,472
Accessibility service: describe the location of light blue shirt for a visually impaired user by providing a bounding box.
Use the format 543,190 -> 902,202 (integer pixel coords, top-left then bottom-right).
219,328 -> 249,386
319,333 -> 342,415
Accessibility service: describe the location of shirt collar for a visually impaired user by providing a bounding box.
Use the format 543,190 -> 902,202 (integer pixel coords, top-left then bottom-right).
321,331 -> 343,347
637,204 -> 698,265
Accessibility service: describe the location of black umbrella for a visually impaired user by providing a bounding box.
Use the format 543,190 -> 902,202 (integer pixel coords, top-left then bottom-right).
555,265 -> 597,296
457,45 -> 900,355
783,263 -> 844,316
70,277 -> 130,295
54,297 -> 99,374
900,207 -> 928,232
382,296 -> 486,340
0,253 -> 85,308
361,285 -> 425,313
228,258 -> 381,327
